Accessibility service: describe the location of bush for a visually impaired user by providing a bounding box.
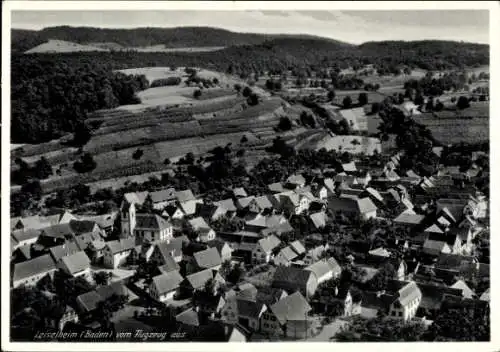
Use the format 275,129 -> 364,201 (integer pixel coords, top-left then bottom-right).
358,92 -> 368,106
193,89 -> 202,99
343,96 -> 352,109
73,153 -> 97,173
132,149 -> 144,160
242,86 -> 252,97
277,116 -> 292,131
457,96 -> 470,109
150,77 -> 182,87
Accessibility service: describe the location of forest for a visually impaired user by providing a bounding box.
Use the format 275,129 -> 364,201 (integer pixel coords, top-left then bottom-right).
11,54 -> 149,143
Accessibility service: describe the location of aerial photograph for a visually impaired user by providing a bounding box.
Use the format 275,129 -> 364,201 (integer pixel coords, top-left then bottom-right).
7,6 -> 490,344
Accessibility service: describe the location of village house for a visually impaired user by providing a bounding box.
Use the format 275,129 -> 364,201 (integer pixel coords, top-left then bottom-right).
286,174 -> 307,189
248,196 -> 274,214
11,211 -> 76,231
272,266 -> 318,299
149,270 -> 184,303
221,287 -> 268,332
314,284 -> 359,317
77,212 -> 118,237
251,235 -> 281,264
57,251 -> 92,281
181,269 -> 225,296
380,280 -> 422,322
308,212 -> 328,230
188,247 -> 223,273
133,213 -> 173,243
208,240 -> 234,262
150,188 -> 177,210
276,191 -> 312,215
305,258 -> 342,284
327,196 -> 378,220
268,182 -> 287,194
103,237 -> 137,268
11,229 -> 42,251
274,246 -> 300,267
76,282 -> 133,316
12,254 -> 57,288
188,217 -> 216,243
260,291 -> 313,338
196,203 -> 228,222
149,236 -> 187,265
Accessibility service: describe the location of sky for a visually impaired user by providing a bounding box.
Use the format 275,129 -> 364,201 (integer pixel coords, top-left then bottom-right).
11,10 -> 489,45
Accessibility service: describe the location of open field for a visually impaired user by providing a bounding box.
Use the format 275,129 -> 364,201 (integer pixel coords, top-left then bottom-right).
417,115 -> 489,145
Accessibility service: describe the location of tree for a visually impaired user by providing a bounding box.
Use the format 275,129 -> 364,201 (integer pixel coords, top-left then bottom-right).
141,194 -> 154,213
434,100 -> 444,111
247,93 -> 259,106
33,157 -> 52,179
242,86 -> 252,97
343,96 -> 352,109
219,260 -> 232,280
327,89 -> 336,101
193,89 -> 202,99
457,96 -> 470,110
358,92 -> 368,106
234,83 -> 242,93
227,264 -> 244,284
73,122 -> 92,146
73,153 -> 97,173
93,271 -> 112,286
426,97 -> 434,111
398,93 -> 405,104
277,117 -> 292,131
132,149 -> 144,160
21,180 -> 42,200
371,102 -> 380,114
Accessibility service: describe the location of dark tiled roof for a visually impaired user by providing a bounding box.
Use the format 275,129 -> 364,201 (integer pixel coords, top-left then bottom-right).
150,188 -> 176,203
135,213 -> 171,230
194,247 -> 222,269
48,242 -> 80,262
269,291 -> 311,324
60,251 -> 90,274
13,254 -> 56,282
272,266 -> 315,288
152,271 -> 184,294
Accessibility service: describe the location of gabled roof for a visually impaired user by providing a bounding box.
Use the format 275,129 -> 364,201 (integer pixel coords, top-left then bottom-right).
40,223 -> 74,239
289,240 -> 306,255
393,212 -> 426,225
74,231 -> 103,251
479,288 -> 490,302
260,222 -> 294,237
278,246 -> 299,261
185,268 -> 224,290
237,299 -> 266,319
135,213 -> 171,230
11,228 -> 42,244
257,235 -> 281,253
150,188 -> 176,203
77,212 -> 118,229
189,217 -> 211,230
237,196 -> 256,209
287,174 -> 306,186
179,199 -> 203,216
194,247 -> 222,269
176,308 -> 200,326
384,280 -> 422,307
60,251 -> 90,274
176,189 -> 196,203
425,224 -> 445,234
68,220 -> 99,235
309,212 -> 327,229
269,291 -> 311,325
106,237 -> 137,254
49,242 -> 80,262
232,187 -> 248,198
214,198 -> 237,212
273,266 -> 315,287
357,197 -> 378,213
435,253 -> 477,270
13,254 -> 56,282
305,258 -> 341,279
152,271 -> 184,294
155,236 -> 186,259
158,254 -> 181,274
13,214 -> 61,230
252,196 -> 273,210
450,280 -> 475,299
368,247 -> 391,258
123,191 -> 149,206
341,161 -> 357,173
268,182 -> 286,193
77,282 -> 130,312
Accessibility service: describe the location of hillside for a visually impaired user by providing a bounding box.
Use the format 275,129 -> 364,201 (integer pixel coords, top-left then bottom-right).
12,26 -> 353,53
